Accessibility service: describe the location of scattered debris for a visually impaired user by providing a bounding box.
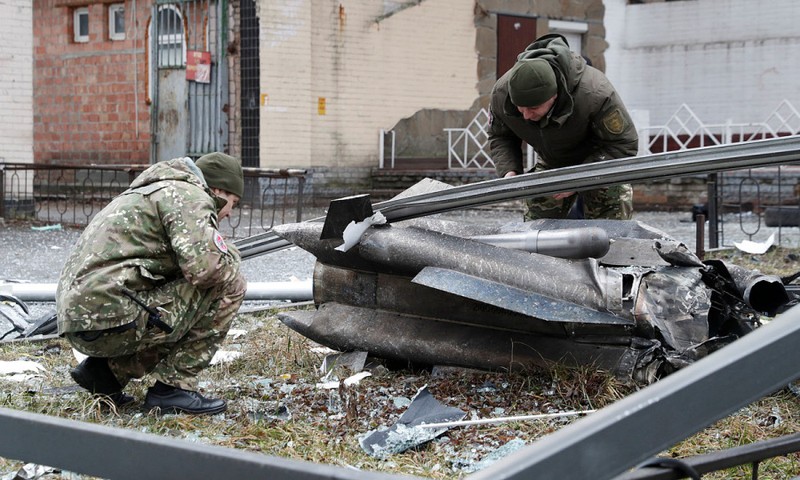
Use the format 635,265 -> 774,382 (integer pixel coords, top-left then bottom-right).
320,351 -> 368,376
0,294 -> 57,342
210,350 -> 243,365
359,385 -> 466,458
0,463 -> 58,480
30,224 -> 62,231
316,371 -> 372,390
0,360 -> 45,382
458,438 -> 527,473
735,233 -> 776,255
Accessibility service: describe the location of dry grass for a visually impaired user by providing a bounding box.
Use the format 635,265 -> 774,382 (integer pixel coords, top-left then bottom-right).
1,247 -> 799,478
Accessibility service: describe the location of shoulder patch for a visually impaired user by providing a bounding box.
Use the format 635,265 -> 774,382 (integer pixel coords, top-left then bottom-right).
602,109 -> 626,135
213,230 -> 229,253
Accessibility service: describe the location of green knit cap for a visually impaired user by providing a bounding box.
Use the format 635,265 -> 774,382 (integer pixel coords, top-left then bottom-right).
508,59 -> 557,107
196,152 -> 244,197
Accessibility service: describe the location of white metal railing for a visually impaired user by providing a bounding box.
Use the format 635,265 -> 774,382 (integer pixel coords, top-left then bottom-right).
382,101 -> 799,171
443,108 -> 539,170
640,101 -> 800,154
444,108 -> 493,169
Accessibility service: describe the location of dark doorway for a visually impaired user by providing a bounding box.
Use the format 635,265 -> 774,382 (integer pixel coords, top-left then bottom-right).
240,0 -> 260,168
496,15 -> 537,79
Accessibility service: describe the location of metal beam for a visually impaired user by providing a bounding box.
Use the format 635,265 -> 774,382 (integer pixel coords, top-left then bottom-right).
0,281 -> 313,302
469,303 -> 800,480
0,406 -> 410,480
237,135 -> 800,259
617,432 -> 800,479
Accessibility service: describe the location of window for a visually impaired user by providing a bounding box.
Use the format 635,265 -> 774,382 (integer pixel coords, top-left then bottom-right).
109,4 -> 125,41
156,5 -> 186,67
74,7 -> 89,43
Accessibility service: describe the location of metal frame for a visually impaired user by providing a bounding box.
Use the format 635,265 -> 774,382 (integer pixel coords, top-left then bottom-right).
0,406 -> 408,480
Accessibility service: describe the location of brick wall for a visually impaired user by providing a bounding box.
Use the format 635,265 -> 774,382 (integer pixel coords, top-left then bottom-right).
0,1 -> 33,164
33,0 -> 151,165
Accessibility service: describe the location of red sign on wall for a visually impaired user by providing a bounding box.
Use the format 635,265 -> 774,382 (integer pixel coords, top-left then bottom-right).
186,51 -> 211,83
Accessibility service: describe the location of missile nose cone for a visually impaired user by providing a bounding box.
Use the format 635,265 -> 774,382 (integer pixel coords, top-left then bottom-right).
272,222 -> 339,258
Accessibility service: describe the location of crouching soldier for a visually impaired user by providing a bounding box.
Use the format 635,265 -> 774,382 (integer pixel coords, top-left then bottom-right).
56,153 -> 247,415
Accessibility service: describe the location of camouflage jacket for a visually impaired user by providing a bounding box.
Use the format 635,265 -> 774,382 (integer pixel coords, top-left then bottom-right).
489,34 -> 639,178
56,158 -> 241,333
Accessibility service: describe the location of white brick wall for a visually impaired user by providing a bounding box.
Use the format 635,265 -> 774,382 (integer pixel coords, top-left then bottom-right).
0,1 -> 33,164
257,0 -> 477,168
605,0 -> 800,127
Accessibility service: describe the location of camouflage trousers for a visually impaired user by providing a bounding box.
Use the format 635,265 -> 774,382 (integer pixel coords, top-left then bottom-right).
66,275 -> 246,391
524,183 -> 634,221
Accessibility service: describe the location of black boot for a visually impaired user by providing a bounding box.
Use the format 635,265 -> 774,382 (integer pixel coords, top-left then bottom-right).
70,357 -> 123,395
144,381 -> 226,415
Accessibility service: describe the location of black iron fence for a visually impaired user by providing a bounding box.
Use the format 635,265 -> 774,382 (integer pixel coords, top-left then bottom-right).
0,163 -> 308,239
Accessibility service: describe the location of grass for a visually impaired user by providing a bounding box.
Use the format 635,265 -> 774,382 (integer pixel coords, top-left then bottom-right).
0,247 -> 799,478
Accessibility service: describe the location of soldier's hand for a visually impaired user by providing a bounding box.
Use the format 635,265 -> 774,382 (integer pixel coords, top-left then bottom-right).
553,191 -> 575,200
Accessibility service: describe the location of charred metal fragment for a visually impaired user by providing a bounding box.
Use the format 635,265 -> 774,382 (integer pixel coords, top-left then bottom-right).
274,216 -> 790,383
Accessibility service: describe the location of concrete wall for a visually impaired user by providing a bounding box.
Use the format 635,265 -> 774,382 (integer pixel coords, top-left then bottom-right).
256,0 -> 478,170
0,1 -> 34,164
605,0 -> 800,127
33,0 -> 151,165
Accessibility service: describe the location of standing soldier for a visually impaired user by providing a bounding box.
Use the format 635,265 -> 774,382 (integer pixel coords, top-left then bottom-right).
57,153 -> 246,415
489,33 -> 639,220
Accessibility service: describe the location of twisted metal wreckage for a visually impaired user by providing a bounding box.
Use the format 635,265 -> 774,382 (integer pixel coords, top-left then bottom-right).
237,136 -> 799,385
3,137 -> 800,480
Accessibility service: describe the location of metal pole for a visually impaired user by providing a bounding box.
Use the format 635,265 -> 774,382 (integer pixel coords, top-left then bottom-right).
0,281 -> 312,303
707,173 -> 719,249
0,165 -> 5,220
695,214 -> 705,260
0,407 -> 407,480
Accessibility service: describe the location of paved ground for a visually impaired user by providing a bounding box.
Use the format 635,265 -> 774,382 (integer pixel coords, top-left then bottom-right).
1,207 -> 796,289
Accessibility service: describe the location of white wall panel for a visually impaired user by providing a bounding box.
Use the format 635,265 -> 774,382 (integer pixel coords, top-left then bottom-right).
0,1 -> 33,164
605,0 -> 800,127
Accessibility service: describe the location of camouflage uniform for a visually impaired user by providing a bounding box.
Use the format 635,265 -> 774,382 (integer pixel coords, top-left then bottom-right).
56,158 -> 246,391
488,34 -> 639,220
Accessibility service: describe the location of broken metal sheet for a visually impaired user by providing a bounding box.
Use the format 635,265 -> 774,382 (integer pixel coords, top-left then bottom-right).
21,310 -> 58,338
0,294 -> 57,342
634,268 -> 712,352
320,351 -> 368,376
412,267 -> 633,326
359,385 -> 465,458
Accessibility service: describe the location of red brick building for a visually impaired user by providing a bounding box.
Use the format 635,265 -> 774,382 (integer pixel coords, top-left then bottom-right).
33,0 -> 249,166
34,0 -> 152,165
